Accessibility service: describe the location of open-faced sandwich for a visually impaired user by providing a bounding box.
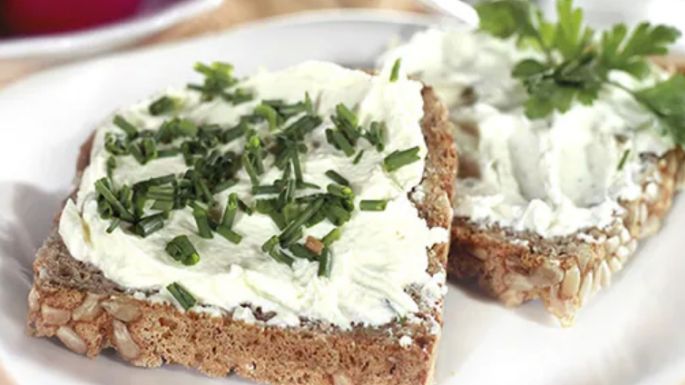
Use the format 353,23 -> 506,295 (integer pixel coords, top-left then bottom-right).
26,61 -> 457,384
381,0 -> 685,324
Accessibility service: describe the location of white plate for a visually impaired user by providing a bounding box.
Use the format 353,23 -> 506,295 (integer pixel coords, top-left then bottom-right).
0,0 -> 221,59
1,9 -> 684,385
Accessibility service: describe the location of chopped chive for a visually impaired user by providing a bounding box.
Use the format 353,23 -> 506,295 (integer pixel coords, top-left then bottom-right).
149,96 -> 180,116
360,199 -> 388,211
106,218 -> 120,234
617,149 -> 630,171
324,203 -> 351,226
326,183 -> 353,199
158,148 -> 181,158
288,243 -> 319,260
296,193 -> 325,204
151,200 -> 174,211
94,178 -> 134,222
193,177 -> 214,203
104,133 -> 129,155
237,197 -> 253,215
166,282 -> 196,310
246,134 -> 265,174
193,208 -> 213,239
290,148 -> 303,183
212,179 -> 237,194
131,213 -> 166,237
318,248 -> 332,277
255,199 -> 276,214
242,153 -> 259,185
330,129 -> 355,157
270,248 -> 295,266
383,146 -> 420,172
216,225 -> 242,244
222,193 -> 238,228
262,235 -> 294,265
262,235 -> 280,253
325,170 -> 350,186
365,121 -> 386,151
389,58 -> 402,82
106,156 -> 116,178
146,185 -> 175,201
332,104 -> 360,143
222,123 -> 248,143
321,227 -> 341,246
353,150 -> 364,164
252,185 -> 280,195
281,115 -> 322,140
297,181 -> 320,190
166,235 -> 200,266
335,104 -> 358,131
254,103 -> 279,131
279,198 -> 325,245
113,115 -> 138,138
135,174 -> 175,189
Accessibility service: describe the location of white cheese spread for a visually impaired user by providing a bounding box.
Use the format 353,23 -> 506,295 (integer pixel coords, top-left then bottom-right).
381,29 -> 674,238
59,61 -> 447,329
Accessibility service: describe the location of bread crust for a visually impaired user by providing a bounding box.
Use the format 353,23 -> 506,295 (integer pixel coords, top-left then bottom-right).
26,86 -> 457,385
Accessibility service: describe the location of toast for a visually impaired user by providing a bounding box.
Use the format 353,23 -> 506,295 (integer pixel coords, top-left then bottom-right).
381,28 -> 685,325
26,62 -> 457,385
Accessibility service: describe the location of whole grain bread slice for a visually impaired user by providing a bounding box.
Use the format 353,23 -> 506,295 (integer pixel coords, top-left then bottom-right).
26,86 -> 457,385
447,62 -> 685,325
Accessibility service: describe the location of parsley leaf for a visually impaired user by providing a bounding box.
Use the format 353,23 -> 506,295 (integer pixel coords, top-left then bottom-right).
635,74 -> 685,144
600,23 -> 681,79
477,0 -> 685,144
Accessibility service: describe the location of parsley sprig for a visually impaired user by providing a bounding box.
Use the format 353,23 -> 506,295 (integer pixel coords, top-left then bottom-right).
477,0 -> 685,144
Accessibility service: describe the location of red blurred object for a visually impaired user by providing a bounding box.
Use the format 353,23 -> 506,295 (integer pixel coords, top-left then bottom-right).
1,0 -> 142,36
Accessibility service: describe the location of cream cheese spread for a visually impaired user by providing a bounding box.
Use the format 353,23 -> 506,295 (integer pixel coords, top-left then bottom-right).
59,61 -> 448,329
381,29 -> 674,238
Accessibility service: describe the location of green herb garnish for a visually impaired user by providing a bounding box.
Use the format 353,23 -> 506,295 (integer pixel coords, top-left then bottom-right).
166,282 -> 196,310
360,199 -> 388,211
389,58 -> 402,82
617,149 -> 631,170
318,248 -> 332,277
325,170 -> 350,186
321,227 -> 341,246
352,150 -> 365,164
149,96 -> 181,116
166,235 -> 200,266
383,146 -> 420,172
192,207 -> 214,239
95,178 -> 135,222
113,115 -> 138,138
216,225 -> 242,244
477,0 -> 685,144
131,212 -> 166,237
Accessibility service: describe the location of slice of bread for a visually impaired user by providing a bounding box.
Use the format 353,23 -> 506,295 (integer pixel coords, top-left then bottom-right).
26,86 -> 457,385
448,63 -> 685,325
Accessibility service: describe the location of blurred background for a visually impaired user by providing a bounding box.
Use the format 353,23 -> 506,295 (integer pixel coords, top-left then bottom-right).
1,0 -> 684,87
